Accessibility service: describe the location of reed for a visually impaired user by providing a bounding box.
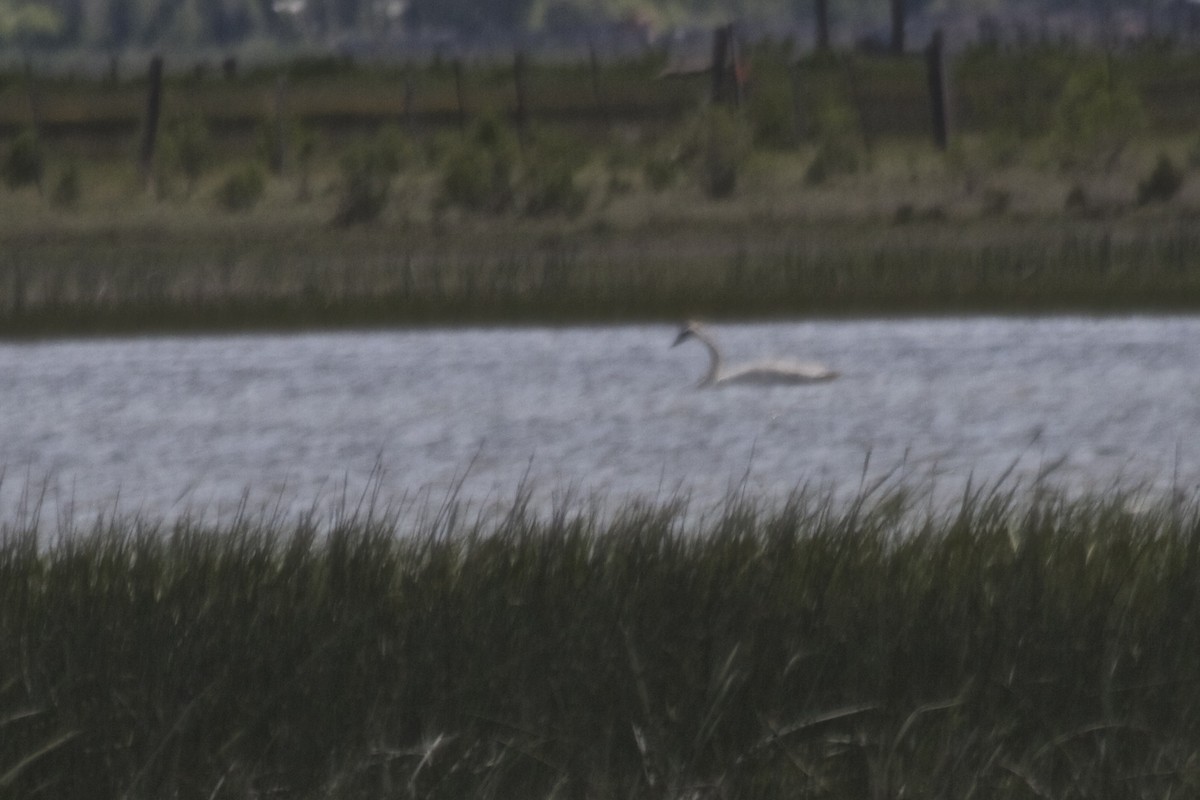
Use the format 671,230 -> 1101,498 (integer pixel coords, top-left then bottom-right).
4,216 -> 1200,336
4,479 -> 1200,798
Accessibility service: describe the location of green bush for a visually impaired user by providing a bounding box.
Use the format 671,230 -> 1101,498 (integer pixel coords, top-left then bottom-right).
333,140 -> 390,226
1064,183 -> 1088,213
331,127 -> 412,225
1188,135 -> 1200,170
520,129 -> 588,217
50,162 -> 81,208
745,50 -> 798,150
438,115 -> 518,213
216,163 -> 266,211
1049,59 -> 1145,170
3,129 -> 44,190
981,186 -> 1011,216
1137,153 -> 1183,206
373,123 -> 415,176
804,99 -> 863,185
957,46 -> 1075,142
643,153 -> 681,191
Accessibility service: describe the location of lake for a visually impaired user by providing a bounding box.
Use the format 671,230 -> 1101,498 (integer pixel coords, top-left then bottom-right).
2,316 -> 1199,529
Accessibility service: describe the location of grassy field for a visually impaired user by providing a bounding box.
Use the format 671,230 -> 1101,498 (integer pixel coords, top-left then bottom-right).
2,47 -> 1200,335
4,480 -> 1200,799
4,157 -> 1200,335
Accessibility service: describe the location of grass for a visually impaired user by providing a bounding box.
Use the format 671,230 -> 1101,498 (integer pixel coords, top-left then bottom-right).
5,478 -> 1200,798
4,48 -> 1200,335
4,207 -> 1200,336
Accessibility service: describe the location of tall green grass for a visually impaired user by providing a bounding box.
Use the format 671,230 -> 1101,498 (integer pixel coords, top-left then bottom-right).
5,479 -> 1200,798
4,218 -> 1200,336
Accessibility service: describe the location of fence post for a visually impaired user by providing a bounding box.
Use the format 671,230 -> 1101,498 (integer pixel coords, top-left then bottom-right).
138,55 -> 164,185
815,0 -> 830,51
453,59 -> 466,131
788,52 -> 807,141
925,29 -> 950,151
589,40 -> 606,123
710,24 -> 743,106
271,73 -> 288,174
402,66 -> 415,132
711,25 -> 730,104
891,0 -> 906,54
513,50 -> 528,136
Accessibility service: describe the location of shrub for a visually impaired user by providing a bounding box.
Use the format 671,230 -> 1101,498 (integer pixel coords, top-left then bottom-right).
333,140 -> 391,226
438,115 -> 518,213
520,129 -> 588,217
1049,59 -> 1145,170
981,186 -> 1011,216
3,129 -> 44,190
50,163 -> 81,209
373,124 -> 415,176
1064,184 -> 1088,213
1137,154 -> 1183,206
1188,135 -> 1200,170
643,153 -> 680,192
216,163 -> 266,211
331,127 -> 412,225
804,99 -> 863,185
745,53 -> 798,150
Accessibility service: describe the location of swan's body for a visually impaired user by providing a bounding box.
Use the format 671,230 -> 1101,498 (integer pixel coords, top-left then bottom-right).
672,321 -> 838,388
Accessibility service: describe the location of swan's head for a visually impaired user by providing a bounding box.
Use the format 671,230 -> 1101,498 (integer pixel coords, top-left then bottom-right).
672,321 -> 702,347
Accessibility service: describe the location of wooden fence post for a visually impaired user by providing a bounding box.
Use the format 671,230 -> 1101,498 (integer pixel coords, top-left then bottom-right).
138,55 -> 164,184
513,50 -> 528,136
711,25 -> 730,105
789,54 -> 807,141
588,40 -> 606,122
891,0 -> 906,54
815,0 -> 830,51
402,67 -> 415,132
710,24 -> 742,107
453,59 -> 466,131
925,29 -> 951,151
271,74 -> 288,174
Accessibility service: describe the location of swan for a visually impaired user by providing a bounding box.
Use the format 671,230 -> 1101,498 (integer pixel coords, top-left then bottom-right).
672,321 -> 838,388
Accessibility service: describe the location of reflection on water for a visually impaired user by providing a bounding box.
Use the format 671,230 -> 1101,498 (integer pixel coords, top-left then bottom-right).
2,316 -> 1200,527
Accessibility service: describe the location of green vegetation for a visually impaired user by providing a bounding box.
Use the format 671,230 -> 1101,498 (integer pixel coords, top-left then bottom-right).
1,49 -> 1200,335
4,480 -> 1200,799
215,161 -> 265,211
2,127 -> 42,190
1137,153 -> 1184,206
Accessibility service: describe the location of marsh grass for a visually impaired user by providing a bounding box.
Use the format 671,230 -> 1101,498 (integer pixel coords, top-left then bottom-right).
5,214 -> 1200,335
5,477 -> 1200,799
7,50 -> 1200,334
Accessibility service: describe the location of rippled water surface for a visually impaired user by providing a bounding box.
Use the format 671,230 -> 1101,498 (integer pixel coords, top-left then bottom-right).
3,317 -> 1200,525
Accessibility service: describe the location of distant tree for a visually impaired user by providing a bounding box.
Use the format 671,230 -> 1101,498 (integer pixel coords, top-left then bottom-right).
406,0 -> 535,35
0,0 -> 62,43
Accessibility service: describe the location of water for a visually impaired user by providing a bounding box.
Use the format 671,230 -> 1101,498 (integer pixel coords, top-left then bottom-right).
3,316 -> 1199,527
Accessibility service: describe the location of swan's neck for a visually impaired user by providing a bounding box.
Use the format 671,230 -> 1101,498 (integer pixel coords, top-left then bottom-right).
692,328 -> 722,387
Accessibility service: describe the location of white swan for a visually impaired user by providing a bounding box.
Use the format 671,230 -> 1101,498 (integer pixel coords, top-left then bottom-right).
672,321 -> 838,388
